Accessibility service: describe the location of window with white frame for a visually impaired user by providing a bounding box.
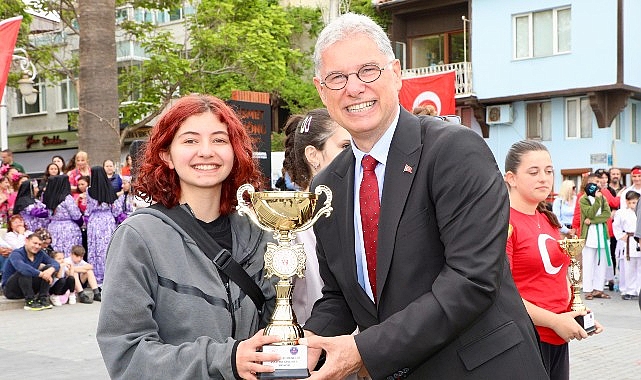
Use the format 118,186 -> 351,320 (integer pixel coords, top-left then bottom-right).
156,4 -> 195,24
526,101 -> 552,140
58,78 -> 78,111
15,79 -> 46,115
610,111 -> 621,141
566,97 -> 592,139
514,6 -> 571,59
632,103 -> 638,143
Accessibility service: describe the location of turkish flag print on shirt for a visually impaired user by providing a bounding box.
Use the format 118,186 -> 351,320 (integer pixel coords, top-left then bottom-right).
399,70 -> 456,115
0,16 -> 23,101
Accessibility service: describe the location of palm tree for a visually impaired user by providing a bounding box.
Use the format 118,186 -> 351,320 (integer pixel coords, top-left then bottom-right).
78,0 -> 120,165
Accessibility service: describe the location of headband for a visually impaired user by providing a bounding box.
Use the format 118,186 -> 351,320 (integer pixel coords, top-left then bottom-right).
632,168 -> 641,175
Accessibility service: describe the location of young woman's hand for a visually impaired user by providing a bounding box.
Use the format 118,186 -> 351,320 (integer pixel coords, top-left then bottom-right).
235,330 -> 282,380
553,311 -> 589,342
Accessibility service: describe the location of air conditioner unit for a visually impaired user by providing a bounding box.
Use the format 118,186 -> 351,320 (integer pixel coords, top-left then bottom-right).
486,104 -> 513,124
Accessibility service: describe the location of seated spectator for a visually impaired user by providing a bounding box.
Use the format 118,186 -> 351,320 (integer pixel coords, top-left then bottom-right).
49,250 -> 76,306
1,233 -> 59,310
0,236 -> 12,282
65,245 -> 100,303
34,228 -> 54,257
4,214 -> 33,249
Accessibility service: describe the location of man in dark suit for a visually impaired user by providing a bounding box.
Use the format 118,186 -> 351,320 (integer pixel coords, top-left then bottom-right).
300,13 -> 549,379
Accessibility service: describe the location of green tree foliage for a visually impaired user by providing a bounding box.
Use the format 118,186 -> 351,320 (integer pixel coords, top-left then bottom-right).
15,0 -> 388,147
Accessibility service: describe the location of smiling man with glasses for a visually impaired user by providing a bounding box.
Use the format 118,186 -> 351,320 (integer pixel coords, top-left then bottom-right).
300,12 -> 548,380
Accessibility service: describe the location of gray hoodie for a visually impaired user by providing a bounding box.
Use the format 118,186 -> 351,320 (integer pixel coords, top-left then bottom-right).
97,206 -> 276,379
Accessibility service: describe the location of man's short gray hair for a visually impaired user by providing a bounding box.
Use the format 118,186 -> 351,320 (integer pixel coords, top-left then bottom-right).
313,13 -> 395,77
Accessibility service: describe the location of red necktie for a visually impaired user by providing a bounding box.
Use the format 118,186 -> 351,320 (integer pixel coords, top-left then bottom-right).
360,155 -> 380,302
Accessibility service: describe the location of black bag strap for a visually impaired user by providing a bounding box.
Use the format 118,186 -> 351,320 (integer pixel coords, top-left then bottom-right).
150,204 -> 265,312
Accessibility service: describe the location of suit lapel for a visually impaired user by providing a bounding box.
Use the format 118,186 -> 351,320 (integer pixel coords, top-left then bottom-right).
377,109 -> 424,301
328,150 -> 378,318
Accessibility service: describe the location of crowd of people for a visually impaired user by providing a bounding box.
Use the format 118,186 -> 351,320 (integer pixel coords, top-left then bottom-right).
545,166 -> 641,303
2,11 -> 641,380
0,148 -> 139,310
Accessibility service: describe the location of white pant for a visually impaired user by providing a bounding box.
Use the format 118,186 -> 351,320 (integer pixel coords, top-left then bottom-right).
582,246 -> 609,292
622,257 -> 641,296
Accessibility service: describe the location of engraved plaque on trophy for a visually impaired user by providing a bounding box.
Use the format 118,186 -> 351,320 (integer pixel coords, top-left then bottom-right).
559,238 -> 596,334
236,184 -> 333,379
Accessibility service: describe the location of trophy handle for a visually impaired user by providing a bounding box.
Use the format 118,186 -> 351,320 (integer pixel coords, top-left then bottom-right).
293,185 -> 333,233
236,184 -> 273,231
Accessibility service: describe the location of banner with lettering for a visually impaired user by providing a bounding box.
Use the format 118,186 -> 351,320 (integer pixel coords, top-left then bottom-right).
399,71 -> 456,115
0,16 -> 23,101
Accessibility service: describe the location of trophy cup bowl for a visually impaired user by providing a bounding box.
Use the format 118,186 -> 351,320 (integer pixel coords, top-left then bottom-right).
559,238 -> 596,334
250,191 -> 317,231
236,184 -> 332,379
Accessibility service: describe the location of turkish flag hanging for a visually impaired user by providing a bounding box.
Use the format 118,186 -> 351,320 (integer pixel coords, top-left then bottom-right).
399,70 -> 456,115
0,16 -> 23,101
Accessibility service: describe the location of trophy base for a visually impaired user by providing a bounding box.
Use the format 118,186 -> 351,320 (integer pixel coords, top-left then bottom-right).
576,311 -> 596,334
260,344 -> 309,379
259,369 -> 310,379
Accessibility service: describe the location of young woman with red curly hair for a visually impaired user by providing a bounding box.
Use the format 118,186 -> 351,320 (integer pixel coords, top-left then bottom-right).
97,94 -> 280,380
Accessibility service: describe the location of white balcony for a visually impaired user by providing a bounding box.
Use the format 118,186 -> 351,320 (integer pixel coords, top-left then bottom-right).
401,62 -> 473,98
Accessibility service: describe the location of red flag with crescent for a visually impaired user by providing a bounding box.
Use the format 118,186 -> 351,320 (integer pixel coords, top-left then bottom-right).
0,16 -> 23,101
399,70 -> 456,115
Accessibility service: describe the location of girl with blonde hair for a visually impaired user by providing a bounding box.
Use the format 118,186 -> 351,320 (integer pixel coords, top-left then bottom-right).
553,180 -> 577,237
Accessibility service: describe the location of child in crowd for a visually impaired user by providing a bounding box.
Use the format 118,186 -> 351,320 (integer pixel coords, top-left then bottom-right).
579,172 -> 612,300
49,250 -> 76,306
114,177 -> 132,225
65,245 -> 101,303
73,176 -> 90,253
613,191 -> 641,300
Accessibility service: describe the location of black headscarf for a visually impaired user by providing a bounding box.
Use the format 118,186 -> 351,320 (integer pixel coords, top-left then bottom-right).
13,180 -> 35,215
42,174 -> 72,211
89,166 -> 118,204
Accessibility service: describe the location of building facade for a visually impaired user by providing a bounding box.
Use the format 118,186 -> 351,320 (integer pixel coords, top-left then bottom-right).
377,0 -> 641,190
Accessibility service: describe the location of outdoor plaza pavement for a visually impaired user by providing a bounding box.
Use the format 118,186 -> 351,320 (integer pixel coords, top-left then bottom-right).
0,288 -> 639,379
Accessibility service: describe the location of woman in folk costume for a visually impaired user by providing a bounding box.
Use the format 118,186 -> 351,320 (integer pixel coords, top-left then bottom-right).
579,172 -> 613,300
12,180 -> 50,232
85,165 -> 120,286
42,175 -> 83,257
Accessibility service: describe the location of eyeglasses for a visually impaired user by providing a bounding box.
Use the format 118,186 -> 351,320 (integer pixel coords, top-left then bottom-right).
320,60 -> 395,90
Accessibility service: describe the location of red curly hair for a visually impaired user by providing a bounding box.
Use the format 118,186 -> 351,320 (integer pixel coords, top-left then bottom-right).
134,94 -> 264,215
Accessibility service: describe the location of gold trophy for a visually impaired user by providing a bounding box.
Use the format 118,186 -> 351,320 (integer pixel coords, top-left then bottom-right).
558,238 -> 596,334
236,183 -> 333,379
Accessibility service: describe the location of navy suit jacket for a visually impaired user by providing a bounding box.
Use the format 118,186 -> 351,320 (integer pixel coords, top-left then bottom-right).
306,109 -> 548,379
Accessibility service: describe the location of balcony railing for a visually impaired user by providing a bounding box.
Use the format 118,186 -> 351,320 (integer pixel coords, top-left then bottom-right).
401,62 -> 473,97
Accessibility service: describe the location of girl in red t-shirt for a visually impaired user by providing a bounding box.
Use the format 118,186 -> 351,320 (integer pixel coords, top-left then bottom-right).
504,140 -> 603,380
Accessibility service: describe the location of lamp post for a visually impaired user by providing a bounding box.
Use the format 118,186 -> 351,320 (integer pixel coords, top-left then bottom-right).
0,47 -> 38,150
